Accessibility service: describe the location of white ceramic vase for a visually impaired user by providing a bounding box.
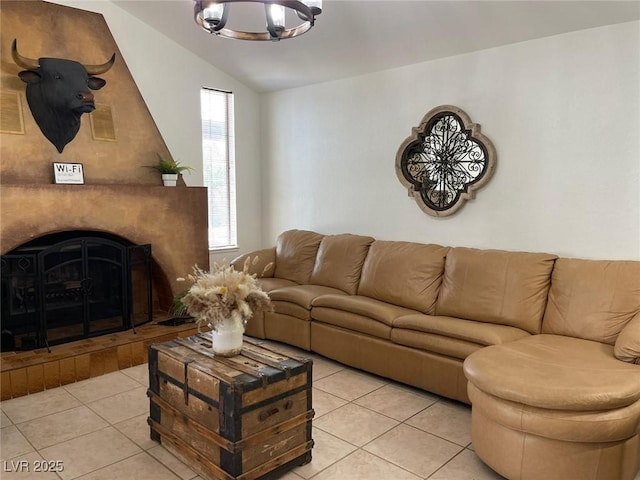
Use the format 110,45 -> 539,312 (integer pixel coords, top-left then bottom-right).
162,173 -> 178,187
210,318 -> 244,357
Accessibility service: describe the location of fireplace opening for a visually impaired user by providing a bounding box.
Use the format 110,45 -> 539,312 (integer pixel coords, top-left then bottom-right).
1,231 -> 153,351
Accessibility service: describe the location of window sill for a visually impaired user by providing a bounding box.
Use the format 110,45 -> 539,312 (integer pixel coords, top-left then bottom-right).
209,246 -> 239,253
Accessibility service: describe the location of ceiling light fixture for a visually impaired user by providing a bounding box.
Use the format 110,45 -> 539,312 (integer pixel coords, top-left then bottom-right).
194,0 -> 322,41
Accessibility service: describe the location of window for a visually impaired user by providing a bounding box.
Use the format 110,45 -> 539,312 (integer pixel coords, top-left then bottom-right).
201,88 -> 237,250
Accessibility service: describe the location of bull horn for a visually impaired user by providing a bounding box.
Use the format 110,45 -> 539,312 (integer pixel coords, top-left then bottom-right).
11,39 -> 39,70
83,53 -> 116,75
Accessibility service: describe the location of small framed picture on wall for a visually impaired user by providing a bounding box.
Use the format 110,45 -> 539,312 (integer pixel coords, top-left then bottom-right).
53,162 -> 85,185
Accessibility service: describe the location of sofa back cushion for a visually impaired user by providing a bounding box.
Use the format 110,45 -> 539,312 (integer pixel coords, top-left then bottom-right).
310,234 -> 375,294
358,241 -> 449,314
542,258 -> 640,345
436,248 -> 557,334
615,313 -> 640,364
274,230 -> 324,284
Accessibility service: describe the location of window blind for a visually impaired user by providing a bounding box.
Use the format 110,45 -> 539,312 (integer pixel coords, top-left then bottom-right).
201,88 -> 237,250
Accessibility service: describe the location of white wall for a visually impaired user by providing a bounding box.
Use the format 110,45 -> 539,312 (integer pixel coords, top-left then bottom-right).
262,21 -> 640,261
51,0 -> 264,265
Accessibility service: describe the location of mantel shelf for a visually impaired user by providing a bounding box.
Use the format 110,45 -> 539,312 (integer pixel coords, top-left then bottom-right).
0,183 -> 205,190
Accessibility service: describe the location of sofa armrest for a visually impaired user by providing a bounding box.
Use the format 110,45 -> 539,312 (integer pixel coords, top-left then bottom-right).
230,248 -> 276,278
614,312 -> 640,364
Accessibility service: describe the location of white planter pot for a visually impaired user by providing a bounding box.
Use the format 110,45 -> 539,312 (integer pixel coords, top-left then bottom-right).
162,173 -> 178,187
210,319 -> 244,357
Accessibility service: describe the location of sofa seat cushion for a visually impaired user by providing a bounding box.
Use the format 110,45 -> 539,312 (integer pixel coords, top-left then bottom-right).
312,294 -> 419,326
394,314 -> 530,345
258,277 -> 298,292
468,382 -> 640,444
312,307 -> 391,339
464,334 -> 640,411
273,301 -> 312,321
271,284 -> 346,321
391,328 -> 483,360
270,285 -> 347,310
391,315 -> 530,360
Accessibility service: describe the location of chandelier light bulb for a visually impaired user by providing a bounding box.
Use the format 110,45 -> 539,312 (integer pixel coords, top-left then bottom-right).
203,3 -> 225,24
267,4 -> 286,30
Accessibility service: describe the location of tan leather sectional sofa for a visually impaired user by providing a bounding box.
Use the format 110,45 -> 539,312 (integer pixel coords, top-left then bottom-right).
232,229 -> 640,480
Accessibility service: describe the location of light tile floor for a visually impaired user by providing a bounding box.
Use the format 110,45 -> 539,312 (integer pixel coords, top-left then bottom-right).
2,340 -> 508,480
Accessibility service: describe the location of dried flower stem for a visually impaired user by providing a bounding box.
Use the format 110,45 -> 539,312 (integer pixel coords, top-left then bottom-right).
178,258 -> 273,332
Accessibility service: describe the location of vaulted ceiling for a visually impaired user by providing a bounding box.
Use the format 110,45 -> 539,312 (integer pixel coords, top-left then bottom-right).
114,1 -> 640,92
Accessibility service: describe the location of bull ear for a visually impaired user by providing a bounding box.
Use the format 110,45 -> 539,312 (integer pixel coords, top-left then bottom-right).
88,76 -> 106,90
18,70 -> 41,84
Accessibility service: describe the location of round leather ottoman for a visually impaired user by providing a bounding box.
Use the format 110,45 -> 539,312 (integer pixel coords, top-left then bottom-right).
463,334 -> 640,480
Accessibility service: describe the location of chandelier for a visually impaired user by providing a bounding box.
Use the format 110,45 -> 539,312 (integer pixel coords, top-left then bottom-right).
194,0 -> 322,41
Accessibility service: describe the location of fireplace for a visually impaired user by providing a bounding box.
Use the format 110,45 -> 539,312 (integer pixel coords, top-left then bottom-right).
0,185 -> 208,398
0,184 -> 210,333
1,231 -> 152,351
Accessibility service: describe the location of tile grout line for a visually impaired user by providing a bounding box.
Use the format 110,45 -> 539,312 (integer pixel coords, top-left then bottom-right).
3,366 -> 179,480
2,345 -> 494,480
424,447 -> 468,480
310,400 -> 468,479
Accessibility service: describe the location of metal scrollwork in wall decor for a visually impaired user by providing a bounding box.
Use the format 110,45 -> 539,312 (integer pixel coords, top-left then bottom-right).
396,105 -> 496,217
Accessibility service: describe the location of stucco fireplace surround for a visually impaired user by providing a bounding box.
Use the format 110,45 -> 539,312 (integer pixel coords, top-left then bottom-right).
1,183 -> 208,305
0,184 -> 209,398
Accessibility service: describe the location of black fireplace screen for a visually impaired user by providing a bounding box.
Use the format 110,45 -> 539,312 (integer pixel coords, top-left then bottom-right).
1,234 -> 152,351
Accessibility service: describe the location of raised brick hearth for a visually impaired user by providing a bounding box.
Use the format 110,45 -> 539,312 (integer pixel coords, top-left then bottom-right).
0,319 -> 200,400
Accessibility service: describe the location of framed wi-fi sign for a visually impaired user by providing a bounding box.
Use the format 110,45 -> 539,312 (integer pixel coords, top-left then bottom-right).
53,162 -> 84,185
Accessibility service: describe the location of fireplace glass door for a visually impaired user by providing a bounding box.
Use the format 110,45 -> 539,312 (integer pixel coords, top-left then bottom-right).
1,234 -> 152,351
41,238 -> 127,344
1,254 -> 39,350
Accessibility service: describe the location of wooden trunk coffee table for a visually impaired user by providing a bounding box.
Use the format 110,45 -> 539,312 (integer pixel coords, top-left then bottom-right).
148,334 -> 314,480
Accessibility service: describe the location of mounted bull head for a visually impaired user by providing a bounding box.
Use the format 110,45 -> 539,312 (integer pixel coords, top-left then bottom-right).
12,39 -> 115,153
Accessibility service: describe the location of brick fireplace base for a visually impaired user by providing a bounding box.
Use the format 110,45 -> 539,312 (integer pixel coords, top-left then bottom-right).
0,317 -> 200,400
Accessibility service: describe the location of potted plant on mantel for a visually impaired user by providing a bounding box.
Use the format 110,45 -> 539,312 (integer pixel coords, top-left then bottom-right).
147,154 -> 193,186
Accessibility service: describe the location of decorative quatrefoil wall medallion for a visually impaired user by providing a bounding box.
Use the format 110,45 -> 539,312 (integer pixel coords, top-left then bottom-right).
395,105 -> 496,217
